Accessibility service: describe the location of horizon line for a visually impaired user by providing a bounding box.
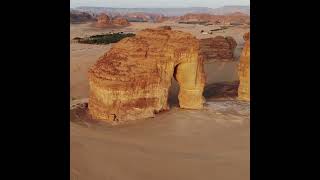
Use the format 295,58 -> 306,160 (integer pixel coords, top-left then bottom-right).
70,5 -> 250,9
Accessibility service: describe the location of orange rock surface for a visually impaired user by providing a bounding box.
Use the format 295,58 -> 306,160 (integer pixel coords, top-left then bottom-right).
238,32 -> 250,101
88,28 -> 206,122
111,17 -> 130,26
95,13 -> 112,27
200,36 -> 237,62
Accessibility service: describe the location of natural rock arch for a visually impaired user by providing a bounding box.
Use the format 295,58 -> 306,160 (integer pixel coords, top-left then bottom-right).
88,27 -> 206,122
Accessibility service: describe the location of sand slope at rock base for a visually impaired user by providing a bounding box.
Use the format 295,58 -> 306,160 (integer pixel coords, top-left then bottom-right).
70,97 -> 249,180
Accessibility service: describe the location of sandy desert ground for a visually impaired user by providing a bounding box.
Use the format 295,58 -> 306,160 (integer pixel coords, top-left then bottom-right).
70,21 -> 250,180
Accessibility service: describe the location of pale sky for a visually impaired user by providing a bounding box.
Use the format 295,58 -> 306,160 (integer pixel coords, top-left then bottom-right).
70,0 -> 250,8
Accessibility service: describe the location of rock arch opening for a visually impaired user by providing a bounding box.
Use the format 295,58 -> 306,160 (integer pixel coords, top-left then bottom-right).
167,64 -> 180,107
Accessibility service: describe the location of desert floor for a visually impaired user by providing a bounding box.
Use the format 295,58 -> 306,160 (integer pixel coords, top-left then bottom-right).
70,21 -> 250,180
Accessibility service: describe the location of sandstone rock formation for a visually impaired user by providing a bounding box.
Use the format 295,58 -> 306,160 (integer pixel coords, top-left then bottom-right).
238,32 -> 250,101
88,28 -> 206,122
96,13 -> 112,27
111,17 -> 130,26
70,11 -> 94,24
199,36 -> 237,62
95,14 -> 130,27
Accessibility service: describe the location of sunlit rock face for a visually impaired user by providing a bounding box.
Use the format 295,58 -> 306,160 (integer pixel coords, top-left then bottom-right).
88,28 -> 206,122
199,36 -> 237,62
238,32 -> 250,101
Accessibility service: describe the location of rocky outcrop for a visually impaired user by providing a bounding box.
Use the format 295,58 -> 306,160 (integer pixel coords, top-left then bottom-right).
88,28 -> 206,122
95,13 -> 112,27
124,12 -> 167,22
95,14 -> 131,27
70,11 -> 94,24
199,36 -> 237,62
238,32 -> 250,101
111,17 -> 130,26
180,13 -> 212,21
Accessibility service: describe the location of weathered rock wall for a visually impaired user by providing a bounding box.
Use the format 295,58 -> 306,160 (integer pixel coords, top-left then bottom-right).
200,36 -> 237,62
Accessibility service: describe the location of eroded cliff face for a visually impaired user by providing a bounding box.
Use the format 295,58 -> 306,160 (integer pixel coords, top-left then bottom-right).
200,36 -> 237,62
238,32 -> 250,101
88,28 -> 206,122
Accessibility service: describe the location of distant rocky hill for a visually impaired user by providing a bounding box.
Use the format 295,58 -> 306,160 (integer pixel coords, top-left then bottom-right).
74,6 -> 249,17
95,13 -> 130,27
70,10 -> 95,23
210,6 -> 250,15
179,12 -> 249,25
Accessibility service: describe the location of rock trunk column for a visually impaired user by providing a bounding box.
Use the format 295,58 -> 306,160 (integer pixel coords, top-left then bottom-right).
175,55 -> 206,109
238,32 -> 250,101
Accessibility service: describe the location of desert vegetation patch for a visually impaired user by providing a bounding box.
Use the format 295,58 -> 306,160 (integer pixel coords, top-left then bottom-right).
73,33 -> 135,45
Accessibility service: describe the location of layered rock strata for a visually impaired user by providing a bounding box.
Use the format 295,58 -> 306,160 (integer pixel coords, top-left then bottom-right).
238,32 -> 250,101
88,28 -> 206,122
199,36 -> 237,62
